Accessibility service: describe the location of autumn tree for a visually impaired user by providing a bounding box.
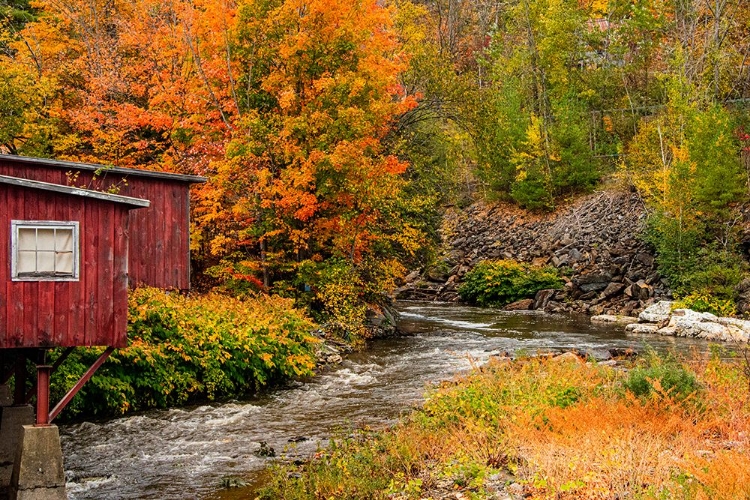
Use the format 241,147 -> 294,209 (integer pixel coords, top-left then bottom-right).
187,0 -> 419,332
624,71 -> 747,301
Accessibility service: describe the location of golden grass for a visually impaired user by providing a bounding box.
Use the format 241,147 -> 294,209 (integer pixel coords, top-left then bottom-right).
259,353 -> 750,500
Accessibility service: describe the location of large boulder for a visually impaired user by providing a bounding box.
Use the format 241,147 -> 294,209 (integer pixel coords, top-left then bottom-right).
574,272 -> 612,293
626,323 -> 660,334
504,299 -> 535,311
656,309 -> 750,342
638,301 -> 673,323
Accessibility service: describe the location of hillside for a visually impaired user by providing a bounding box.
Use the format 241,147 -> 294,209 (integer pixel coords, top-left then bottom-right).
398,190 -> 671,316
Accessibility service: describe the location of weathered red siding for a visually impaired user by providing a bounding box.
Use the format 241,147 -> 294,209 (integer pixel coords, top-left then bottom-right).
0,158 -> 199,290
0,185 -> 131,348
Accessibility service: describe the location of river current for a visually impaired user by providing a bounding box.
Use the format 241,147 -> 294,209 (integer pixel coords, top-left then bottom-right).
60,302 -> 713,499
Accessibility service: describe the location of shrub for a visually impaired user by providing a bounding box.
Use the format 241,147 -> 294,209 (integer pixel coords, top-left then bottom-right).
260,353 -> 750,500
674,290 -> 737,317
623,351 -> 701,403
293,257 -> 404,344
458,260 -> 562,307
51,287 -> 319,420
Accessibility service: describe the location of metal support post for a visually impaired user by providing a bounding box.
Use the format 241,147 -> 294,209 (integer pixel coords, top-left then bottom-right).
35,365 -> 51,427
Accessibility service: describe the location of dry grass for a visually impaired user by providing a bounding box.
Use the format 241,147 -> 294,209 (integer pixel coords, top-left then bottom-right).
258,352 -> 750,500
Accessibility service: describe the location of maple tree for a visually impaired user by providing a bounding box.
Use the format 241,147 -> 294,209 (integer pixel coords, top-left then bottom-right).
196,0 -> 418,299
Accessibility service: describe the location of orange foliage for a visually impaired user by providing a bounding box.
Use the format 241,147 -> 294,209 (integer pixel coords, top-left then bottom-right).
5,0 -> 416,288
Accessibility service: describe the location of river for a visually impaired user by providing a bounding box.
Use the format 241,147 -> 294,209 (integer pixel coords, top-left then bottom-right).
60,302 -> 714,499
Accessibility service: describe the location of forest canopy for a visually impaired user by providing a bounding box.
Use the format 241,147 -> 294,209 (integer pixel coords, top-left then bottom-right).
2,0 -> 750,327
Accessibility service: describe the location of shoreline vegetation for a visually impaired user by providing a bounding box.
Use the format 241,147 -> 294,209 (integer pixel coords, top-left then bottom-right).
50,287 -> 322,421
257,349 -> 750,500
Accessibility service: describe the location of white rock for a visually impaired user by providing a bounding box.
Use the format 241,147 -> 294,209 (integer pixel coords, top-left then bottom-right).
657,326 -> 677,336
717,316 -> 750,340
638,301 -> 673,323
666,310 -> 730,339
633,306 -> 750,343
670,308 -> 718,323
626,323 -> 659,334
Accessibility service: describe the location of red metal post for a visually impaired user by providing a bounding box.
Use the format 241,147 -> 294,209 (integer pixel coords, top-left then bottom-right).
25,347 -> 75,404
35,365 -> 51,426
49,346 -> 115,423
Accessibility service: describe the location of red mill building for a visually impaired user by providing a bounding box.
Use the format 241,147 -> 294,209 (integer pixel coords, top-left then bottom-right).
0,155 -> 204,499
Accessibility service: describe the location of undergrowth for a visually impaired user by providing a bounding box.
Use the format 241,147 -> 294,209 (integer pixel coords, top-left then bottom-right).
258,351 -> 750,499
458,260 -> 562,307
51,287 -> 319,420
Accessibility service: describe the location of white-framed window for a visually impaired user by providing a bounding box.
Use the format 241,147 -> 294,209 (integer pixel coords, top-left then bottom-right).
11,220 -> 80,281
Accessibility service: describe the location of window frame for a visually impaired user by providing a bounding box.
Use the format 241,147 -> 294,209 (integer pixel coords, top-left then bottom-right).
11,220 -> 80,282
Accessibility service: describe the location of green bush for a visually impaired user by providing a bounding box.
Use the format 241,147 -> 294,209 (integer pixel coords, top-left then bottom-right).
674,290 -> 737,317
289,257 -> 404,344
623,351 -> 701,403
458,260 -> 562,307
51,287 -> 319,420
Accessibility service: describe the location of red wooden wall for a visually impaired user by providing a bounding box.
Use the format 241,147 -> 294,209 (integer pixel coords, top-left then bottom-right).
0,157 -> 201,290
0,184 -> 133,348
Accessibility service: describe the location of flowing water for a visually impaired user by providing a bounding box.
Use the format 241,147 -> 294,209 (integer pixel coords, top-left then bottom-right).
61,302 -> 716,499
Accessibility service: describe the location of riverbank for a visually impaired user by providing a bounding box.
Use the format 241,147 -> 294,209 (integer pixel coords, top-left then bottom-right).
48,288 -> 322,421
258,349 -> 750,499
396,190 -> 669,317
63,302 -> 711,499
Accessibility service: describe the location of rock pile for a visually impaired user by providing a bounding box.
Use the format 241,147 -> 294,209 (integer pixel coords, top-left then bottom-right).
626,301 -> 750,342
396,190 -> 670,316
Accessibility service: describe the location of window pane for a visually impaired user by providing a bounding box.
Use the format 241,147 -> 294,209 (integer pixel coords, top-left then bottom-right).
55,252 -> 74,274
56,229 -> 74,252
13,222 -> 78,279
17,250 -> 36,273
37,251 -> 55,273
36,229 -> 56,251
17,228 -> 36,251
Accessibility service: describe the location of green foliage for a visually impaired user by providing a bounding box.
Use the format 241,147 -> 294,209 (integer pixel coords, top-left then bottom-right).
458,260 -> 562,307
50,287 -> 319,420
472,0 -> 604,209
674,291 -> 737,317
623,352 -> 701,403
259,353 -> 750,499
628,84 -> 748,308
293,257 -> 403,343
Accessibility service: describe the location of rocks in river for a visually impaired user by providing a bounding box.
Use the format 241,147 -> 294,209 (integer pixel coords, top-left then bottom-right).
316,342 -> 348,367
504,298 -> 535,311
255,441 -> 276,457
533,289 -> 558,310
626,303 -> 750,342
625,323 -> 660,334
365,301 -> 399,337
591,314 -> 638,326
396,190 -> 667,316
638,301 -> 673,324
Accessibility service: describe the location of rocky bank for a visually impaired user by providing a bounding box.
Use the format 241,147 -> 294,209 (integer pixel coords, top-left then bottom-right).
624,301 -> 750,342
396,190 -> 669,317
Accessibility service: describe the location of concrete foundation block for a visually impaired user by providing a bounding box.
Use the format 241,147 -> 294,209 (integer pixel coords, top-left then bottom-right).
9,426 -> 66,500
0,407 -> 34,488
0,386 -> 10,407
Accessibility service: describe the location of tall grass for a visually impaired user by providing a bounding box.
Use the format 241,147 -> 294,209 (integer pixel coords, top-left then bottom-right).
259,352 -> 750,499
